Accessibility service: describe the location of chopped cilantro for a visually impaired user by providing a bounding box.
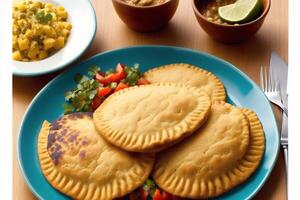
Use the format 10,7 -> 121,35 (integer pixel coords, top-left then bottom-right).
36,11 -> 53,24
124,65 -> 142,86
63,68 -> 101,114
88,66 -> 101,77
143,179 -> 157,197
109,82 -> 117,89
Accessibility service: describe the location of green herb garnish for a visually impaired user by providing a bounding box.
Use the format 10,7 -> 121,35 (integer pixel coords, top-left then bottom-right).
109,82 -> 117,89
36,11 -> 52,24
88,66 -> 101,77
63,67 -> 101,114
143,179 -> 157,197
125,64 -> 142,86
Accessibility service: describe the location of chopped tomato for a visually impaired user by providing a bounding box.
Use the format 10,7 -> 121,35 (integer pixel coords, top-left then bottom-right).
96,64 -> 126,85
162,192 -> 172,200
153,189 -> 171,200
105,63 -> 126,82
98,87 -> 112,97
114,82 -> 129,92
171,196 -> 184,200
153,189 -> 163,200
138,188 -> 149,200
139,188 -> 149,200
106,73 -> 121,83
95,73 -> 109,85
91,96 -> 104,110
137,77 -> 151,85
129,193 -> 138,200
116,63 -> 125,72
153,189 -> 174,200
116,63 -> 126,80
97,70 -> 106,77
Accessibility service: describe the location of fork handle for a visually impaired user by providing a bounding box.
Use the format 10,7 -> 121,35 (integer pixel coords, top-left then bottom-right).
282,145 -> 288,199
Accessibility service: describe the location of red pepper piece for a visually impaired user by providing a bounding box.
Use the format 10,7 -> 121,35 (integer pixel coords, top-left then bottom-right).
114,82 -> 129,92
137,77 -> 151,85
98,87 -> 112,97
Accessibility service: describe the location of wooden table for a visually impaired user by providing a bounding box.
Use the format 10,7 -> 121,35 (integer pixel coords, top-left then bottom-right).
13,0 -> 288,199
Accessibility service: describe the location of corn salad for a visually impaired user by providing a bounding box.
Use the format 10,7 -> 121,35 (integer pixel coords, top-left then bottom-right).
12,0 -> 72,61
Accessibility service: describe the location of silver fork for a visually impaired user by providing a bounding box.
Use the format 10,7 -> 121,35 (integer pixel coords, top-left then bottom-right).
260,66 -> 288,116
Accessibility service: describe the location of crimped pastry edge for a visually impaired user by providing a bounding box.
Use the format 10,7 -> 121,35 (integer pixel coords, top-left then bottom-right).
38,121 -> 155,200
93,82 -> 212,152
144,63 -> 226,102
153,103 -> 265,198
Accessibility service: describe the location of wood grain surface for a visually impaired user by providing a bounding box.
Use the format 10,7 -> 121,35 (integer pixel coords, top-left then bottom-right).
13,0 -> 288,199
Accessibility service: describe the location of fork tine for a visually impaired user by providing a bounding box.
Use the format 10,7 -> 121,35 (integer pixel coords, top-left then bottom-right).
275,76 -> 279,92
264,67 -> 268,92
266,67 -> 270,91
269,66 -> 273,92
260,66 -> 264,90
269,67 -> 274,92
269,68 -> 274,92
275,72 -> 281,92
277,77 -> 282,94
271,67 -> 280,92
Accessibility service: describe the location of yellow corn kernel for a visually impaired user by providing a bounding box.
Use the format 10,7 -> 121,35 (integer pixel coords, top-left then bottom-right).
45,8 -> 52,13
12,24 -> 19,35
18,38 -> 30,50
51,29 -> 57,38
33,25 -> 43,35
42,25 -> 52,35
64,22 -> 72,30
57,6 -> 65,11
12,51 -> 22,61
17,3 -> 26,12
33,2 -> 42,8
62,29 -> 70,37
51,13 -> 57,21
28,48 -> 39,60
13,36 -> 19,50
43,25 -> 57,37
43,38 -> 55,50
12,24 -> 17,30
17,19 -> 26,27
13,41 -> 18,50
30,41 -> 38,49
38,51 -> 48,60
57,11 -> 68,19
25,30 -> 34,38
54,37 -> 65,49
35,29 -> 43,36
57,21 -> 65,29
45,3 -> 53,9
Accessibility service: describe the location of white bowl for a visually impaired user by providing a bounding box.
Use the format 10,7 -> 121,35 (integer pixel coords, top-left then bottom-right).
12,0 -> 97,76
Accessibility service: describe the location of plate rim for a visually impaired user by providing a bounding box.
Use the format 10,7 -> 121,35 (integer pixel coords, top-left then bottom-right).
17,45 -> 280,200
12,0 -> 97,77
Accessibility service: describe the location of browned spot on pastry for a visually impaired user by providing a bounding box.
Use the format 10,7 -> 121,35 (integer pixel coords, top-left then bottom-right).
79,150 -> 86,159
38,115 -> 155,200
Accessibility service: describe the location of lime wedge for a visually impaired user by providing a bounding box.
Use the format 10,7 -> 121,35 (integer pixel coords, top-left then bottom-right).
218,0 -> 262,24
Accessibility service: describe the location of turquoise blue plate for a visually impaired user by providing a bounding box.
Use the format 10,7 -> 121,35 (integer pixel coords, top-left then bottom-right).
17,46 -> 279,200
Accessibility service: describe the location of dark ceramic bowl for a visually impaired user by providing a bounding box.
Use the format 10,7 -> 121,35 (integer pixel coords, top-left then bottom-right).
112,0 -> 179,32
192,0 -> 271,43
